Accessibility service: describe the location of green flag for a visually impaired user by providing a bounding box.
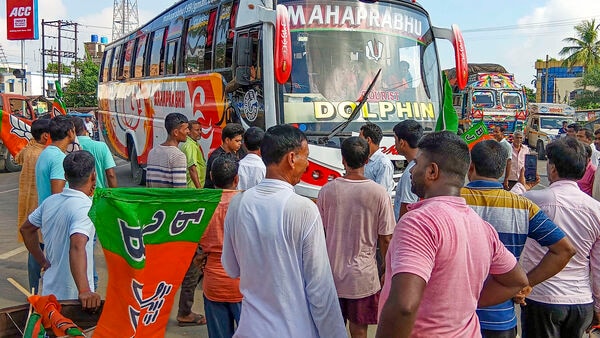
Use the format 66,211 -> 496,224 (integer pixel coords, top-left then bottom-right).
435,72 -> 459,133
460,121 -> 493,150
89,187 -> 222,337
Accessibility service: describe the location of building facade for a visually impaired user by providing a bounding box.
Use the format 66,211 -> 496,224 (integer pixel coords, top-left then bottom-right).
535,59 -> 584,104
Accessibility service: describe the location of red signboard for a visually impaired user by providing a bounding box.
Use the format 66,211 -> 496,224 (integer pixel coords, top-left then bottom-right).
6,0 -> 39,40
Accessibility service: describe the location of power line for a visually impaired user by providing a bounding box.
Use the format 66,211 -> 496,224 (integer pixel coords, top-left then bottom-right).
462,14 -> 600,34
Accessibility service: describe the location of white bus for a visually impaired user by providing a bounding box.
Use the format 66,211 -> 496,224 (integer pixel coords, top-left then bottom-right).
98,0 -> 467,197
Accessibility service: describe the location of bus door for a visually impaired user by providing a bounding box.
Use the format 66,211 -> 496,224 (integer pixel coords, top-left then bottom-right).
227,28 -> 266,130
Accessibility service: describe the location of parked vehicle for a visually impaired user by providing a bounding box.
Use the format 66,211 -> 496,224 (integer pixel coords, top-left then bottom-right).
448,64 -> 527,136
524,103 -> 575,159
0,94 -> 53,172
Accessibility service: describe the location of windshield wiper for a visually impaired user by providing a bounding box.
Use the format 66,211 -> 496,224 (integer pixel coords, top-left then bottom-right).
319,68 -> 382,144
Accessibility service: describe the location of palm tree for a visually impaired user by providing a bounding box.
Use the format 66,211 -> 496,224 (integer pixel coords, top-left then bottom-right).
559,19 -> 600,70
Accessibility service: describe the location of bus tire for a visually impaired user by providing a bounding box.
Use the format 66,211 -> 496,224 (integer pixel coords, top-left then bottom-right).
5,153 -> 22,172
129,142 -> 146,186
536,141 -> 547,160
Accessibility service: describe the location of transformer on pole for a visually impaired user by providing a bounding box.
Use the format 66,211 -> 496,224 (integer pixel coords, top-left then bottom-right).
112,0 -> 139,41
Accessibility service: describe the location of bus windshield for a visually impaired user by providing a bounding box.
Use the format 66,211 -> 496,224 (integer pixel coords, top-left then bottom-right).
280,1 -> 441,135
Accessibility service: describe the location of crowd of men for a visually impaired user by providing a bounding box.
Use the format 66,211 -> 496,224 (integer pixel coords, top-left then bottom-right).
15,112 -> 600,338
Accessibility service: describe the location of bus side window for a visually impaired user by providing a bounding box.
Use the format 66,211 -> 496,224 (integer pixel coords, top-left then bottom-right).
100,48 -> 113,82
148,28 -> 166,77
110,45 -> 122,81
214,1 -> 237,70
133,34 -> 147,78
184,12 -> 210,73
165,40 -> 179,75
204,9 -> 217,70
122,40 -> 135,80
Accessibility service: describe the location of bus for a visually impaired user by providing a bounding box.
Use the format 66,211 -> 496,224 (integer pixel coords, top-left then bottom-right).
97,0 -> 467,198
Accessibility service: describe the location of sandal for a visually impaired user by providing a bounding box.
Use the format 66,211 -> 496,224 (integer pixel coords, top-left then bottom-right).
177,313 -> 207,326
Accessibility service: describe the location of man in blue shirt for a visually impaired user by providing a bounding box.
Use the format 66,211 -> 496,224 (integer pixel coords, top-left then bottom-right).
392,120 -> 421,221
461,140 -> 576,338
359,123 -> 394,195
73,117 -> 117,188
36,115 -> 76,204
30,115 -> 75,293
21,150 -> 101,310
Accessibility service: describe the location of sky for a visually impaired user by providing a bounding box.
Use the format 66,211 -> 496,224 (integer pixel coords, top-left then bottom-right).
1,0 -> 600,90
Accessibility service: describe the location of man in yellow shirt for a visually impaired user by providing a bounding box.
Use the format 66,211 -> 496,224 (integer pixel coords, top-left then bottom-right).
180,120 -> 206,188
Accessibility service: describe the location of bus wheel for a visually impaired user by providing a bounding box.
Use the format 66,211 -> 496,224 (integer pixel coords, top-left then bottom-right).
536,141 -> 547,160
129,144 -> 146,186
5,153 -> 22,172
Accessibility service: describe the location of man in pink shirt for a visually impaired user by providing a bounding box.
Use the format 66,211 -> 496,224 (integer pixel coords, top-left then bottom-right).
577,143 -> 597,195
520,137 -> 600,337
317,137 -> 395,338
504,131 -> 529,190
376,131 -> 528,338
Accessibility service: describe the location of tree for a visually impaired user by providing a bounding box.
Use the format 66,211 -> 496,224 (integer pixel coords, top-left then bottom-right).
523,86 -> 536,103
46,62 -> 72,75
64,56 -> 99,108
559,19 -> 600,70
571,66 -> 600,109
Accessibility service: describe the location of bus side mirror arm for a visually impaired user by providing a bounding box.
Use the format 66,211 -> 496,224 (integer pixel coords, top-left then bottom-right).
254,5 -> 276,25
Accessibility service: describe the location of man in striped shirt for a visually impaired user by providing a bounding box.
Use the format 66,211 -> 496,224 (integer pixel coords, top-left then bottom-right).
146,113 -> 189,188
146,113 -> 207,326
462,140 -> 575,338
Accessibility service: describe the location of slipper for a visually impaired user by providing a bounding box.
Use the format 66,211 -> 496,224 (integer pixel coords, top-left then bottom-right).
177,313 -> 207,327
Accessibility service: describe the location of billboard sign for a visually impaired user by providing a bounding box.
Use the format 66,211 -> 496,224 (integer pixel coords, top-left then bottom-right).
6,0 -> 39,40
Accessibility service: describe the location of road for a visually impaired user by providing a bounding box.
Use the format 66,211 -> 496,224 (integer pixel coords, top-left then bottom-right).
0,157 -> 209,337
0,151 -> 551,336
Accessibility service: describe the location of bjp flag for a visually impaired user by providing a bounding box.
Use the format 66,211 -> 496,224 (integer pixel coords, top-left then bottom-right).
461,121 -> 493,150
0,109 -> 31,156
89,188 -> 222,337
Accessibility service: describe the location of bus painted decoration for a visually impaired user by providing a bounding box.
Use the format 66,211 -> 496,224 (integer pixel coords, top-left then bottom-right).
286,4 -> 425,39
275,4 -> 292,84
89,188 -> 222,338
98,74 -> 226,165
452,24 -> 468,90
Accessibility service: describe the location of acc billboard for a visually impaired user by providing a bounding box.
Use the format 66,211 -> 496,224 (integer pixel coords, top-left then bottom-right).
6,0 -> 39,40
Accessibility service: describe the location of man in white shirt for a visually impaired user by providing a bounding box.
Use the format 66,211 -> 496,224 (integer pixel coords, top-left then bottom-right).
237,127 -> 265,190
359,123 -> 394,194
222,124 -> 346,337
519,137 -> 600,337
392,120 -> 421,221
20,150 -> 101,310
577,128 -> 600,166
84,117 -> 95,139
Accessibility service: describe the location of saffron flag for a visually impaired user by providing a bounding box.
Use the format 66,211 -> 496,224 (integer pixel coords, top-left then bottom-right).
0,109 -> 32,156
435,72 -> 459,133
461,121 -> 494,150
89,188 -> 222,337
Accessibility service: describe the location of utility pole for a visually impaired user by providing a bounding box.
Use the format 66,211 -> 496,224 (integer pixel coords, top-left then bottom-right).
545,54 -> 549,103
41,20 -> 78,97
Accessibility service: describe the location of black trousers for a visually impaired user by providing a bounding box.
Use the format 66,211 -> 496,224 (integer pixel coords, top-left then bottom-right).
520,299 -> 593,338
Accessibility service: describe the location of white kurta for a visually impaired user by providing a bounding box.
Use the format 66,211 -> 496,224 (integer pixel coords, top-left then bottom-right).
222,179 -> 346,338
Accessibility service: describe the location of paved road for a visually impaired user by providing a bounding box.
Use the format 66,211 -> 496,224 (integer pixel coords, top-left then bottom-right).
0,151 -> 550,336
0,157 -> 209,337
